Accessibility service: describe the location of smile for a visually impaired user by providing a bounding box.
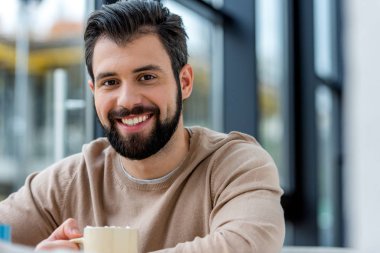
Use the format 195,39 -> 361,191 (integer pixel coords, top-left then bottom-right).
120,115 -> 150,126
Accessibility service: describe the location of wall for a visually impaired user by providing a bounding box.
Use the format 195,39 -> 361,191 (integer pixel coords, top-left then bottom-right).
344,0 -> 380,252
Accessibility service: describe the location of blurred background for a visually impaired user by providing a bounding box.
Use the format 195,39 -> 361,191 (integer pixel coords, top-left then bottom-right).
0,0 -> 379,251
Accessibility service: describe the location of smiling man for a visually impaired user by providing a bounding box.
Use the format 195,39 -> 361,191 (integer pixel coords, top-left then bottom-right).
0,1 -> 285,252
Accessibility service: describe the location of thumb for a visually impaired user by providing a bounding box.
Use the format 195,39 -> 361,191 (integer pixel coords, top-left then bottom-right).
48,218 -> 83,241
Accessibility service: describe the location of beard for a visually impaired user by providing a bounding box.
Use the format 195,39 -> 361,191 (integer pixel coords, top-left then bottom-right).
100,87 -> 182,160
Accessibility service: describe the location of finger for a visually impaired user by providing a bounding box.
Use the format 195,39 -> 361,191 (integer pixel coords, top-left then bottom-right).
35,239 -> 80,251
47,218 -> 82,241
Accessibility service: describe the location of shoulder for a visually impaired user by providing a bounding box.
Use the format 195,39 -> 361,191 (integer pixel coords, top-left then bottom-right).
81,137 -> 112,160
30,138 -> 112,191
211,130 -> 276,178
50,137 -> 110,172
188,126 -> 272,165
188,127 -> 281,194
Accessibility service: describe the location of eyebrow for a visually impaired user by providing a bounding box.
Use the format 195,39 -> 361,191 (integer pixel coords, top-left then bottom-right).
95,65 -> 164,82
95,72 -> 116,82
132,64 -> 163,73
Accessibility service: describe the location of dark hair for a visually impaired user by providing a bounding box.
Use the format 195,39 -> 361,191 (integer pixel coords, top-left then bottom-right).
84,0 -> 188,83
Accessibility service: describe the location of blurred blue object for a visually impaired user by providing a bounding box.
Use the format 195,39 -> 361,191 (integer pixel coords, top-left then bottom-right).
0,224 -> 11,242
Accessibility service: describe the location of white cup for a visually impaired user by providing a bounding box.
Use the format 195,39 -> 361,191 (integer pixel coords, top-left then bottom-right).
71,226 -> 138,253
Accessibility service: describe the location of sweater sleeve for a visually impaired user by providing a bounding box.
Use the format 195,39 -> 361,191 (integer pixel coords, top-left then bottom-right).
0,156 -> 80,246
151,140 -> 285,253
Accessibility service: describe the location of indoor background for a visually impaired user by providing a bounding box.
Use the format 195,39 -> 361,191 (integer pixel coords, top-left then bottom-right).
0,0 -> 379,252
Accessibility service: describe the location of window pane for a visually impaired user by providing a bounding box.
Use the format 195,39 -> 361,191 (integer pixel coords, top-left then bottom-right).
164,0 -> 223,131
0,0 -> 92,198
315,84 -> 340,246
201,0 -> 223,8
314,0 -> 339,81
256,0 -> 291,191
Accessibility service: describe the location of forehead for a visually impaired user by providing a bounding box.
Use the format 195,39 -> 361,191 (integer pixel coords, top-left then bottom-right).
92,34 -> 172,76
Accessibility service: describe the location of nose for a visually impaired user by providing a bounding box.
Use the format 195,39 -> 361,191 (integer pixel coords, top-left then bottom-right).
117,82 -> 143,109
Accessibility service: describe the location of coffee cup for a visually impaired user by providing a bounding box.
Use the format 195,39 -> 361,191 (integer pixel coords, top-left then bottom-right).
70,226 -> 138,253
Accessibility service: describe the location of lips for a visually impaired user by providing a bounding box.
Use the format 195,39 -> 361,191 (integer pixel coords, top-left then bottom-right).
120,114 -> 150,126
109,106 -> 159,131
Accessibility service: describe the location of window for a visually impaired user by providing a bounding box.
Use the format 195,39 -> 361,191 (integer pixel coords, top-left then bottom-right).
165,0 -> 224,131
0,0 -> 92,199
314,0 -> 343,246
255,0 -> 343,245
255,0 -> 294,244
256,0 -> 292,192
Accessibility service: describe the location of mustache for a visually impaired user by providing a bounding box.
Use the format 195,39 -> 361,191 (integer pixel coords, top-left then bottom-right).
108,105 -> 160,119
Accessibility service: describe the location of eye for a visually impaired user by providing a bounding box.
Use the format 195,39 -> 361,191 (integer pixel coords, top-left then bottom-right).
139,74 -> 156,81
103,79 -> 119,86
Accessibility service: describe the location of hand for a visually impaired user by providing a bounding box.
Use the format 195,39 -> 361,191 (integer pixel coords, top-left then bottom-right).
35,218 -> 83,251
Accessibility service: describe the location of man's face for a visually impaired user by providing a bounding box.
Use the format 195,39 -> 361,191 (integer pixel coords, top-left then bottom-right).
89,34 -> 184,160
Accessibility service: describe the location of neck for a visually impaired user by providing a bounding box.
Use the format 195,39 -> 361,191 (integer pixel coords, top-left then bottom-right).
119,121 -> 189,180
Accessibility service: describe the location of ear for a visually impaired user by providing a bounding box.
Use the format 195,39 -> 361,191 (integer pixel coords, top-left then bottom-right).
179,64 -> 194,100
88,79 -> 95,94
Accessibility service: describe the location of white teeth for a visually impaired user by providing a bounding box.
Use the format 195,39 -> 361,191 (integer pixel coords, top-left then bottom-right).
121,115 -> 149,126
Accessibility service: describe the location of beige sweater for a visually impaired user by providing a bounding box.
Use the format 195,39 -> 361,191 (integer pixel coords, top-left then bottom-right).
0,127 -> 285,253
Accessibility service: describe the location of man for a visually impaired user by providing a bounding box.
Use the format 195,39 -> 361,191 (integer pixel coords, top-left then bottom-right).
0,0 -> 285,252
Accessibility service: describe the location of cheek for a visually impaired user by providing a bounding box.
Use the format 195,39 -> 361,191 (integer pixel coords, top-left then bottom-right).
94,95 -> 111,123
164,90 -> 179,118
